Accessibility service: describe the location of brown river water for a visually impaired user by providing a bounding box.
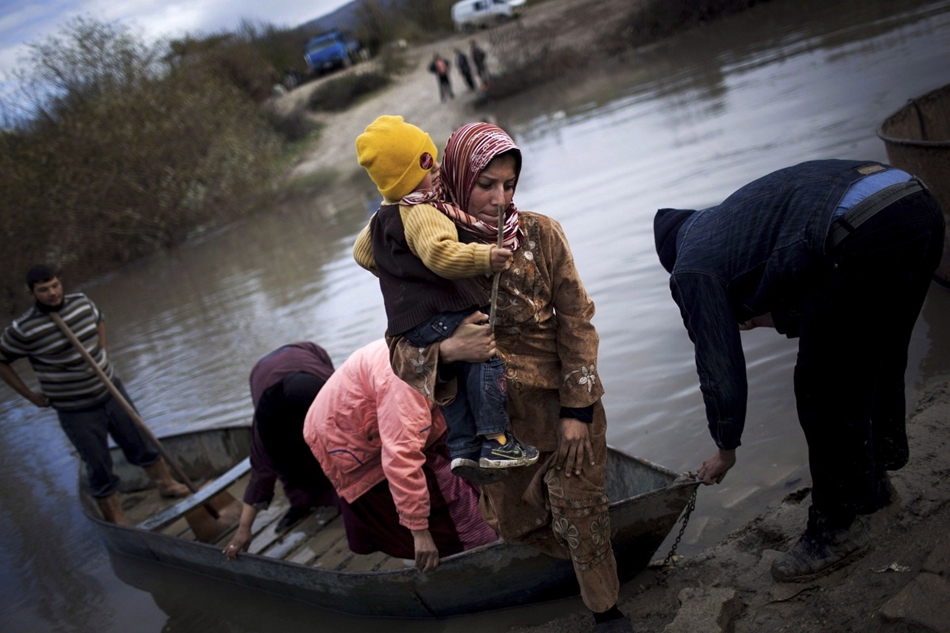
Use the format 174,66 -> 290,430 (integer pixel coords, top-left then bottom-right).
2,0 -> 949,630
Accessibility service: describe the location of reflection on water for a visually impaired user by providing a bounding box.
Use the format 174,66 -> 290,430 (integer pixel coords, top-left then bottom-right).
2,0 -> 949,630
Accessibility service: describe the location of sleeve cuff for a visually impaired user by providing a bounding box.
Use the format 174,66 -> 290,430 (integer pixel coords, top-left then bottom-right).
560,405 -> 594,423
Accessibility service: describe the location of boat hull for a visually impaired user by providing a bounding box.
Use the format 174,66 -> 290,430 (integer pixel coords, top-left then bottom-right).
81,426 -> 698,618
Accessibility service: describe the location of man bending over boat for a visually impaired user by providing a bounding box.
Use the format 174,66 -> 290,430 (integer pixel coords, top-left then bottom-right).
653,160 -> 945,582
303,339 -> 498,572
224,342 -> 340,559
0,265 -> 189,525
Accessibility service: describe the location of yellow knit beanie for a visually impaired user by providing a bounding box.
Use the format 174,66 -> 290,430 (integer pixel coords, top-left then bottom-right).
356,115 -> 438,200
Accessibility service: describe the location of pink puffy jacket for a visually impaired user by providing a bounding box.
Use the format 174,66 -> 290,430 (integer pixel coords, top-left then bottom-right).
303,339 -> 446,531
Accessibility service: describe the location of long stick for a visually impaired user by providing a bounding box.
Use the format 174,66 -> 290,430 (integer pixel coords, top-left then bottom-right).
47,312 -> 222,516
488,204 -> 505,334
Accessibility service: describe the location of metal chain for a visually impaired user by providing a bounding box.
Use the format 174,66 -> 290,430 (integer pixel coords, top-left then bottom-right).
661,485 -> 698,568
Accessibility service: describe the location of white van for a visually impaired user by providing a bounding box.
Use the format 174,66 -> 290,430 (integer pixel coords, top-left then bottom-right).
451,0 -> 526,32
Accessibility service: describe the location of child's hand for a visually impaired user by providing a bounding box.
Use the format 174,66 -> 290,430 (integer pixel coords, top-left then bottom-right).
490,247 -> 511,272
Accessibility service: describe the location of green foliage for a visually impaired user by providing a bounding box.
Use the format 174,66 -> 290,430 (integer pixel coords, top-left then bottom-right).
307,71 -> 391,112
0,18 -> 282,315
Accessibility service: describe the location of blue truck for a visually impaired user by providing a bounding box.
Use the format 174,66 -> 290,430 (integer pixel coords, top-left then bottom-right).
303,31 -> 362,77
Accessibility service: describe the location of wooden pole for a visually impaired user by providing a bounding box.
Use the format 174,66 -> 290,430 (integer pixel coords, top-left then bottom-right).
47,312 -> 225,519
488,204 -> 505,334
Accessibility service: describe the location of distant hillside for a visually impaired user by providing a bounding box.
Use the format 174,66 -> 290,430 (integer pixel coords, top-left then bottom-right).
299,0 -> 361,34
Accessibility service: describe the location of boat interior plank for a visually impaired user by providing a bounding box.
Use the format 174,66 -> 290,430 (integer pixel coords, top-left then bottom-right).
259,507 -> 340,560
285,514 -> 348,565
341,550 -> 396,572
313,535 -> 357,570
375,556 -> 411,571
137,458 -> 251,532
247,498 -> 292,555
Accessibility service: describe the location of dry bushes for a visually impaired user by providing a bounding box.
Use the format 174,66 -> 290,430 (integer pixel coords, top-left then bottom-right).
606,0 -> 774,54
0,18 -> 281,315
307,71 -> 391,112
483,20 -> 579,101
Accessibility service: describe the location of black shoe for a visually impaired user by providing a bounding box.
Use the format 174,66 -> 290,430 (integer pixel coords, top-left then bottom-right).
276,505 -> 314,532
595,617 -> 634,632
770,516 -> 869,582
479,435 -> 539,469
451,457 -> 508,485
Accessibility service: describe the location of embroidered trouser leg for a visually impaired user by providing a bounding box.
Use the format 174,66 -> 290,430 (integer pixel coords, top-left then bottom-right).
544,461 -> 619,613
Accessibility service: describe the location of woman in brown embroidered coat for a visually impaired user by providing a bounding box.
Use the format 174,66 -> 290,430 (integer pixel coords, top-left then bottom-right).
369,122 -> 628,630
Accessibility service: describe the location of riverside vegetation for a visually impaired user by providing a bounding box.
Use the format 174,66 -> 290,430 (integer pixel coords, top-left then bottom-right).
0,0 -> 774,316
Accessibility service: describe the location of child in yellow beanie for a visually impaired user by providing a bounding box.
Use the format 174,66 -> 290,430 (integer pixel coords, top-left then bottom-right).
353,115 -> 537,485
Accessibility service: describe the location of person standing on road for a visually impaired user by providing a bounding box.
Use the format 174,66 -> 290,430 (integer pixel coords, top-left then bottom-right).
470,40 -> 490,85
653,159 -> 945,582
428,53 -> 454,102
0,265 -> 189,525
455,48 -> 476,90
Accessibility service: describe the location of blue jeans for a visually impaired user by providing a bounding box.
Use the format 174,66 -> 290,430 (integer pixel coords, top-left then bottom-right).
56,379 -> 160,498
403,308 -> 509,460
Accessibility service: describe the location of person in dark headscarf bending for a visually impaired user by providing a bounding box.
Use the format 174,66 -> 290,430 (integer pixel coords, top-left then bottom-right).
224,342 -> 338,559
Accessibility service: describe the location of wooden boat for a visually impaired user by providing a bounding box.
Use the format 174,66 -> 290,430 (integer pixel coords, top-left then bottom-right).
80,425 -> 699,618
878,82 -> 950,287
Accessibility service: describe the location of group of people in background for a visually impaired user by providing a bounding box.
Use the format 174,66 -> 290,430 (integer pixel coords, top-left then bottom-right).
429,40 -> 490,102
2,96 -> 944,630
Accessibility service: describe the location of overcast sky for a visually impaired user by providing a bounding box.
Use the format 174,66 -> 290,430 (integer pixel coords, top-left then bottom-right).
0,0 -> 353,79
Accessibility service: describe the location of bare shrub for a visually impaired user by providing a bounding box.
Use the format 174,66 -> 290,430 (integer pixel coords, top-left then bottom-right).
167,32 -> 279,104
482,21 -> 579,101
352,0 -> 455,53
265,104 -> 318,142
307,71 -> 391,112
0,18 -> 281,315
606,0 -> 774,54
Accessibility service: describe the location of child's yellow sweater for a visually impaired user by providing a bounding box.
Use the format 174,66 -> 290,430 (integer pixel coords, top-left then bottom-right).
353,202 -> 494,278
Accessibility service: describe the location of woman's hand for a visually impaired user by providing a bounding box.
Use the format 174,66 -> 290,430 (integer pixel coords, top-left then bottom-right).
555,418 -> 594,477
698,449 -> 736,485
223,527 -> 251,559
439,312 -> 496,363
411,528 -> 440,572
223,503 -> 258,559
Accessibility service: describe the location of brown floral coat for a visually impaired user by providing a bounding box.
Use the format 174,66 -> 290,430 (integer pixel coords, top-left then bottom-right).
389,211 -> 619,611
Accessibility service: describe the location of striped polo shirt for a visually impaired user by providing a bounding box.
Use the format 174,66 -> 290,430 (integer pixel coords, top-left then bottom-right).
0,293 -> 115,410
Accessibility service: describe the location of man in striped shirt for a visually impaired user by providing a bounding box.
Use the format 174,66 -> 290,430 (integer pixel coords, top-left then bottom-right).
0,265 -> 188,524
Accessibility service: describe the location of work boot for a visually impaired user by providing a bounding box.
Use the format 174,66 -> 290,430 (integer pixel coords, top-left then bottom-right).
96,492 -> 130,526
595,618 -> 634,633
771,513 -> 869,582
145,459 -> 190,498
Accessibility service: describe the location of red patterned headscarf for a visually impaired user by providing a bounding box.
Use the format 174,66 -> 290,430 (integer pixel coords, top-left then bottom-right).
434,122 -> 524,250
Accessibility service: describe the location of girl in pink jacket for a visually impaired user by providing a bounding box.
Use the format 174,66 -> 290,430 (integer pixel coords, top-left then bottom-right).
303,339 -> 496,571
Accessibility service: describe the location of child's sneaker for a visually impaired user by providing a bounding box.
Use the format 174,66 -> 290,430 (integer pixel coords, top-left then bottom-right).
451,457 -> 508,485
479,435 -> 539,469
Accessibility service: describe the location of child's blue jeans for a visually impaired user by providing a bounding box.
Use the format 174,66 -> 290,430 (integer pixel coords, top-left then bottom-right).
403,308 -> 509,461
